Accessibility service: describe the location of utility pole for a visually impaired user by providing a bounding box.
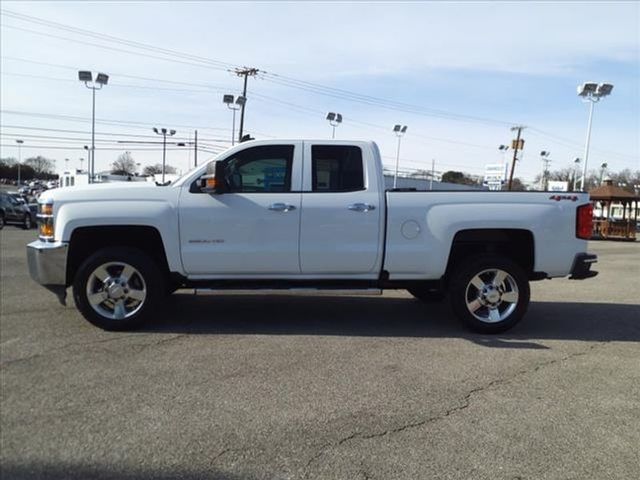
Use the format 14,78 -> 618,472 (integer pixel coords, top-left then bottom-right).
194,129 -> 198,167
235,67 -> 259,143
430,159 -> 435,191
16,139 -> 23,185
507,126 -> 526,191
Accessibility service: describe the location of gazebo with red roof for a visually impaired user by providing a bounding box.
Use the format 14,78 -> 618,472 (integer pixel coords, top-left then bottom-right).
589,180 -> 639,240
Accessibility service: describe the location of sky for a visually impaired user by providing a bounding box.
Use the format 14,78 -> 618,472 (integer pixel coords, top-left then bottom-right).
1,1 -> 639,182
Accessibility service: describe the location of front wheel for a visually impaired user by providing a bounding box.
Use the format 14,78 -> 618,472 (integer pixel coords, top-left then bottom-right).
449,255 -> 530,334
73,247 -> 164,331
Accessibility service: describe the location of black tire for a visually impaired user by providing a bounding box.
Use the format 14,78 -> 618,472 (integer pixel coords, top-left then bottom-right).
22,213 -> 32,230
0,213 -> 4,230
73,247 -> 165,331
407,287 -> 446,303
449,255 -> 530,334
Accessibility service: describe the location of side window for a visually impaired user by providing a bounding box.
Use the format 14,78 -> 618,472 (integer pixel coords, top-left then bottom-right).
224,145 -> 294,193
311,145 -> 364,192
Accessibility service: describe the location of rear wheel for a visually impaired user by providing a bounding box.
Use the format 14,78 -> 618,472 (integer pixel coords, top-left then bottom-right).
449,255 -> 530,333
23,214 -> 32,230
73,247 -> 164,331
0,213 -> 4,230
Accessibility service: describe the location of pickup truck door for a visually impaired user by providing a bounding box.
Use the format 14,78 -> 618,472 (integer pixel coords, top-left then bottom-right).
299,142 -> 383,275
179,143 -> 303,275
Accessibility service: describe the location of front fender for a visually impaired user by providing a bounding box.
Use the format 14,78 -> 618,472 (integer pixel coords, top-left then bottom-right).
56,200 -> 183,273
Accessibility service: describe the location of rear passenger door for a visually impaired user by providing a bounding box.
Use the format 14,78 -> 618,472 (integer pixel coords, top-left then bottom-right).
299,143 -> 382,275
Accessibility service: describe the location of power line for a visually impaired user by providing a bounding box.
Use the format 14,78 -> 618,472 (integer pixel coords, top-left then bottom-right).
0,125 -> 229,144
1,9 -> 519,127
0,143 -> 199,151
2,56 -> 234,90
2,8 -> 635,162
1,8 -> 238,69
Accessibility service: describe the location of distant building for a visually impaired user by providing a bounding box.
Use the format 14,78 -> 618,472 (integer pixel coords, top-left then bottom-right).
383,174 -> 485,191
58,170 -> 148,187
59,170 -> 89,188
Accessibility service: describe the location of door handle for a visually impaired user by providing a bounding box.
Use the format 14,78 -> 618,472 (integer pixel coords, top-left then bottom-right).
268,202 -> 296,212
348,203 -> 376,212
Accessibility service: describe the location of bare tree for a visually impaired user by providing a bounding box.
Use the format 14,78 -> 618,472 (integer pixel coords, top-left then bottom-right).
111,152 -> 137,175
24,156 -> 56,175
142,163 -> 177,176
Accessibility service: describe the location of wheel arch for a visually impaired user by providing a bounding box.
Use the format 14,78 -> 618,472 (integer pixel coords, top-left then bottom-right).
444,228 -> 536,282
66,225 -> 170,287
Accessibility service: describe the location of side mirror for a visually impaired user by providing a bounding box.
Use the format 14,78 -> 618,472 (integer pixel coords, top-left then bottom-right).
199,161 -> 228,194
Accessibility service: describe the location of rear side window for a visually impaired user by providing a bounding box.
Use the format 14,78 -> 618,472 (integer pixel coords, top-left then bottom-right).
311,145 -> 364,192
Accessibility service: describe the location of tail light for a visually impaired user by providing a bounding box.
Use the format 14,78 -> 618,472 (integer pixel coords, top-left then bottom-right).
576,203 -> 593,239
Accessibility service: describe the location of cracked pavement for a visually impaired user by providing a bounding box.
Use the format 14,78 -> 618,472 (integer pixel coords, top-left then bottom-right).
1,228 -> 639,479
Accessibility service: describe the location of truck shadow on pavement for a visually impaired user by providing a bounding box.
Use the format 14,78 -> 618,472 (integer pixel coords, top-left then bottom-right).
141,294 -> 640,348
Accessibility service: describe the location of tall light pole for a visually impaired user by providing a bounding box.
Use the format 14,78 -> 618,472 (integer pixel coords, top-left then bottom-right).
223,95 -> 245,146
326,112 -> 342,139
572,158 -> 581,191
392,124 -> 408,188
577,82 -> 613,191
79,157 -> 85,171
78,71 -> 109,184
599,162 -> 608,184
539,150 -> 551,190
498,144 -> 510,163
15,139 -> 23,185
153,127 -> 176,183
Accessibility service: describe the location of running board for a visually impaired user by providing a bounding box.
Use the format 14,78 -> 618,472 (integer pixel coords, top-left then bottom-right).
193,288 -> 383,296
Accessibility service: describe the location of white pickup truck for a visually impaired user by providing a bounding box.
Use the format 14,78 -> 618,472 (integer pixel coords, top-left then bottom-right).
27,140 -> 597,333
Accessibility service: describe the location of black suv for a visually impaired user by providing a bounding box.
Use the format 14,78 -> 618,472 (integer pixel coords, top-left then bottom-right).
0,192 -> 34,229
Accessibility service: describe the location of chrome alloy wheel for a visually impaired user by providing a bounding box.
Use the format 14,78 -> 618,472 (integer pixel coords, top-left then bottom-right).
465,268 -> 519,324
85,261 -> 147,320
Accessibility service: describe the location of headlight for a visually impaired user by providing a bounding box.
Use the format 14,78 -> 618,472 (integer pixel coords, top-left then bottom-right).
37,202 -> 54,241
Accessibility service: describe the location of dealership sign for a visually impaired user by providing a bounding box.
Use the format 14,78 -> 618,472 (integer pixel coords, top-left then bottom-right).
483,163 -> 508,190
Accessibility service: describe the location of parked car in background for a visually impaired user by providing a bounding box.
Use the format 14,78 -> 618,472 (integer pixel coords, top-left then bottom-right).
0,192 -> 34,229
8,192 -> 39,222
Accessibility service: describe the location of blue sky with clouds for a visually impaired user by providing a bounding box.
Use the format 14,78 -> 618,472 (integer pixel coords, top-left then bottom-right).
1,1 -> 638,180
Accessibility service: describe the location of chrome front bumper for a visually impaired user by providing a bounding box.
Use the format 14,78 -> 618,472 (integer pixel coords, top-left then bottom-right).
27,240 -> 68,286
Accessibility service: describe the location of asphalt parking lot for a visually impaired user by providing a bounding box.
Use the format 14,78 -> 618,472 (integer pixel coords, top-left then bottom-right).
1,226 -> 639,480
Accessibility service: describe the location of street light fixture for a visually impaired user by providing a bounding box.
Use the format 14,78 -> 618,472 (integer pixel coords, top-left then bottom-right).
576,81 -> 613,191
223,94 -> 245,146
153,127 -> 176,184
78,70 -> 109,183
15,139 -> 24,186
326,112 -> 343,139
392,124 -> 408,189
